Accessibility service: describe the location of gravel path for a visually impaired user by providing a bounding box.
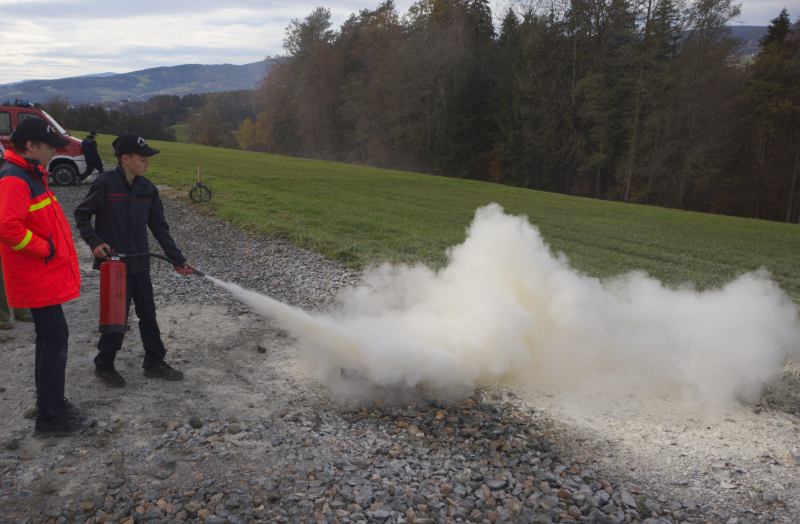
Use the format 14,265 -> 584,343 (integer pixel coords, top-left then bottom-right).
0,183 -> 798,524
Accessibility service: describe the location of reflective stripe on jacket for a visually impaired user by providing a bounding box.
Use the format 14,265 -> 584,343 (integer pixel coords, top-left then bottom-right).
0,151 -> 81,308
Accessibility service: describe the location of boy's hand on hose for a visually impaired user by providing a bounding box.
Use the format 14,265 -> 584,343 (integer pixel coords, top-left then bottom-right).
174,261 -> 195,275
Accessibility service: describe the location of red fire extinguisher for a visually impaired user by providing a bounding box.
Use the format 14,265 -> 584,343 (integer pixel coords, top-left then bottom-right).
99,254 -> 130,333
98,250 -> 204,333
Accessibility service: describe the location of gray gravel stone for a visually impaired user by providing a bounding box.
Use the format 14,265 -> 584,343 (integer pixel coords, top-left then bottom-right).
620,492 -> 636,508
107,477 -> 125,489
144,506 -> 165,520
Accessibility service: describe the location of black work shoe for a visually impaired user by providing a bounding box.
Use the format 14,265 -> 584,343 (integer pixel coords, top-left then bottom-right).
94,367 -> 127,388
26,397 -> 80,419
143,362 -> 184,381
63,397 -> 80,415
34,413 -> 96,437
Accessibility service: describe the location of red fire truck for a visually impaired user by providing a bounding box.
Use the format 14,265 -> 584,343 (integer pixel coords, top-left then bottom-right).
0,102 -> 86,185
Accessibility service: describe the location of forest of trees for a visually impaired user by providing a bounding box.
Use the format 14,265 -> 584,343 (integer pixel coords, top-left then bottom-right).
18,98 -> 179,142
182,91 -> 263,148
9,90 -> 261,145
238,0 -> 800,222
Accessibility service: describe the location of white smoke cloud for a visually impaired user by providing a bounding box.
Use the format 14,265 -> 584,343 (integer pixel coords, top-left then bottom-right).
209,204 -> 800,405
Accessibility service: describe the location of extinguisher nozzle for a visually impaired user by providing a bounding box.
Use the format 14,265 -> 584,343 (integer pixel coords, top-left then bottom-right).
174,266 -> 205,277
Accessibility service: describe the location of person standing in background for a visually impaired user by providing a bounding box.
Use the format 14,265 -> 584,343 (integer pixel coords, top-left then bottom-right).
0,145 -> 32,329
0,252 -> 33,329
78,131 -> 103,184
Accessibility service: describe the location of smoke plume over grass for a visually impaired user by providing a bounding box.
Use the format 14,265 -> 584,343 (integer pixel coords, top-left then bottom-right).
209,204 -> 800,405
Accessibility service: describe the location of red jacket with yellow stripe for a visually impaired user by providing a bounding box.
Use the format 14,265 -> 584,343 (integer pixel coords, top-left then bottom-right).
0,150 -> 81,308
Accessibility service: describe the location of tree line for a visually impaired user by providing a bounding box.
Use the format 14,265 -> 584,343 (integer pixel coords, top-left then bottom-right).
11,97 -> 178,142
181,91 -> 263,148
237,0 -> 800,222
12,90 -> 262,146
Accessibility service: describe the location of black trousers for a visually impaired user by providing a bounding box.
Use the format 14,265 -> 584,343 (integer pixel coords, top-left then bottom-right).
81,161 -> 103,178
95,271 -> 166,370
29,304 -> 69,418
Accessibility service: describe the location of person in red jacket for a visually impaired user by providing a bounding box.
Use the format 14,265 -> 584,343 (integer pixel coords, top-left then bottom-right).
0,118 -> 95,437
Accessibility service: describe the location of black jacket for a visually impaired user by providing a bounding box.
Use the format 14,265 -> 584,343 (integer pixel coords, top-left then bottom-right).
81,136 -> 101,164
74,166 -> 186,275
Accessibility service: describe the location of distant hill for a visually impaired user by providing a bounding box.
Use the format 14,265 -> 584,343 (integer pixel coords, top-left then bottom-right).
0,72 -> 118,88
730,26 -> 768,55
0,61 -> 275,104
77,72 -> 118,78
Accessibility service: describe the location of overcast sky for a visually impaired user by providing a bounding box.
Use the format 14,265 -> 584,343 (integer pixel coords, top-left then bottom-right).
0,0 -> 792,84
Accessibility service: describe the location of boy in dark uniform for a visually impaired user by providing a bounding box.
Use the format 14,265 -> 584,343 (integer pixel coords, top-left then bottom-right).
79,131 -> 103,183
74,134 -> 194,388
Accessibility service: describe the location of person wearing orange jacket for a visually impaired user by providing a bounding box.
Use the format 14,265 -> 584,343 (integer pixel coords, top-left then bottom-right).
0,118 -> 95,437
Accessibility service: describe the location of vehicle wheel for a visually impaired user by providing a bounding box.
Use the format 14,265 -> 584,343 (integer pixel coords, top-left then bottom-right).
51,164 -> 78,186
189,183 -> 212,203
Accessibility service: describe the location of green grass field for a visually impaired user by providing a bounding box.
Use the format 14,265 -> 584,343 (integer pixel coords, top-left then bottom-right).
86,133 -> 800,304
170,124 -> 191,143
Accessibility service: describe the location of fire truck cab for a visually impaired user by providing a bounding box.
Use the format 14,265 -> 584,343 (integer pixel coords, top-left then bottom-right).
0,102 -> 86,185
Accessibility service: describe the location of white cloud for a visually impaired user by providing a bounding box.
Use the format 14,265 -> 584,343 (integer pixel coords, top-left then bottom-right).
0,0 -> 789,84
737,0 -> 791,25
0,1 -> 423,83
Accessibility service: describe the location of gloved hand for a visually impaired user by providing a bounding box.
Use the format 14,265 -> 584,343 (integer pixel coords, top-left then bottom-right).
174,261 -> 195,275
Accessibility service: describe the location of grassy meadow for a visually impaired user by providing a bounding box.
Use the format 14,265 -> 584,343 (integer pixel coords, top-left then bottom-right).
170,124 -> 191,143
86,133 -> 800,305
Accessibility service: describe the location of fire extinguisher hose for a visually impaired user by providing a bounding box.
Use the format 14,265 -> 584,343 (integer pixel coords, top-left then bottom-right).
106,251 -> 206,277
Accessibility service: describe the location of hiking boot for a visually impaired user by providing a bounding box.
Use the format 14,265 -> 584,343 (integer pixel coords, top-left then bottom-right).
24,397 -> 80,419
0,320 -> 12,330
94,367 -> 127,388
34,413 -> 96,437
14,314 -> 33,322
143,362 -> 183,381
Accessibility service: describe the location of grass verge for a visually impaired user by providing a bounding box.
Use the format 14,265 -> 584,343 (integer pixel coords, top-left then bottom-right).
763,359 -> 800,416
169,124 -> 191,143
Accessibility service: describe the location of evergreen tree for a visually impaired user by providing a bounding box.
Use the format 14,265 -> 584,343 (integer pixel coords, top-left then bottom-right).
759,8 -> 791,50
736,14 -> 800,220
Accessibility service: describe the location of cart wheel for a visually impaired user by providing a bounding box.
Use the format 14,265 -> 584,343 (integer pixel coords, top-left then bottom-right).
189,183 -> 212,203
